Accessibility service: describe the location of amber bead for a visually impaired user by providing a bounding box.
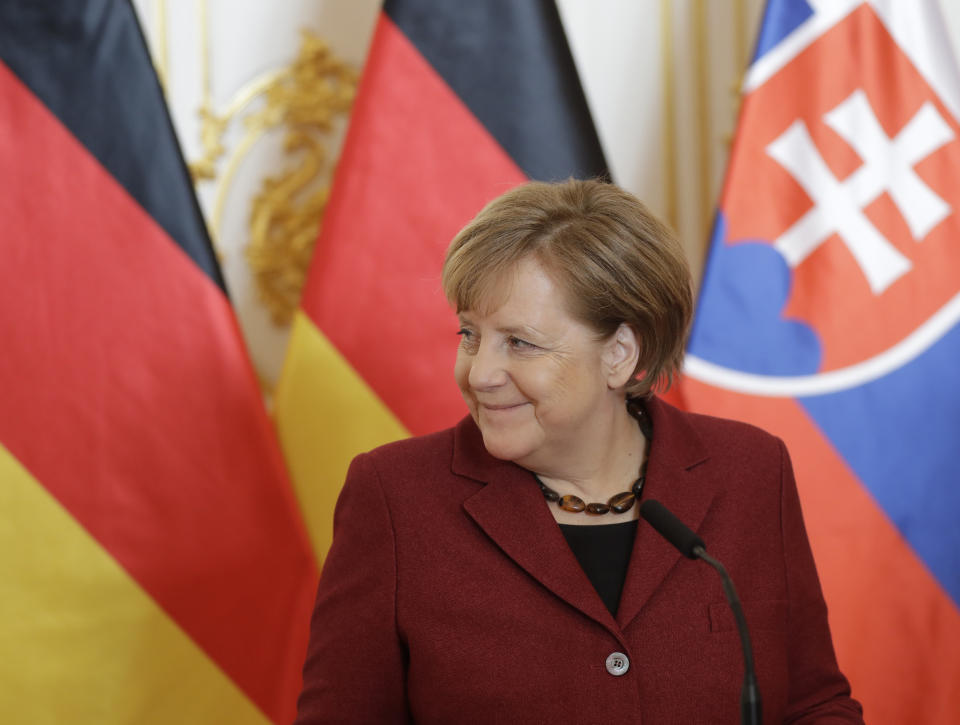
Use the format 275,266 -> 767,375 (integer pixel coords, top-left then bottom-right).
631,475 -> 646,496
586,502 -> 611,515
608,491 -> 637,514
559,494 -> 586,512
540,487 -> 560,502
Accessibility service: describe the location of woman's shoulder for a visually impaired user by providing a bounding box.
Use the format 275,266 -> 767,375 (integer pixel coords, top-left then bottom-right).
647,395 -> 787,473
351,416 -> 477,483
343,416 -> 484,513
681,407 -> 781,448
649,395 -> 782,446
360,425 -> 456,466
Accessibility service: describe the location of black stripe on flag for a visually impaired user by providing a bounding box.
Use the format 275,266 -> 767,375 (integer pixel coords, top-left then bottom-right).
0,0 -> 225,291
384,0 -> 608,182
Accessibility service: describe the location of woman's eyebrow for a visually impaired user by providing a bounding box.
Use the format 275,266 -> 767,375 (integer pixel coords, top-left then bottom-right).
497,324 -> 544,338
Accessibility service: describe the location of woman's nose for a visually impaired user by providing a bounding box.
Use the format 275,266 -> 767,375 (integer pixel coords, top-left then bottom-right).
468,340 -> 508,389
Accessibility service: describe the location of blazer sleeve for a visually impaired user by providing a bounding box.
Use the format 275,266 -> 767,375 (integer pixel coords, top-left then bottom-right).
294,452 -> 411,724
779,439 -> 864,724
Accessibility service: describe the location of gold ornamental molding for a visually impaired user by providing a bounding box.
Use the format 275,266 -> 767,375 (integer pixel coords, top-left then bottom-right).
149,0 -> 357,328
190,21 -> 357,326
222,31 -> 356,326
659,0 -> 762,283
659,0 -> 678,233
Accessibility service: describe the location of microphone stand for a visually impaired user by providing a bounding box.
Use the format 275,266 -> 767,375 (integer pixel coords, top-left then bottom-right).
639,499 -> 762,725
692,544 -> 762,725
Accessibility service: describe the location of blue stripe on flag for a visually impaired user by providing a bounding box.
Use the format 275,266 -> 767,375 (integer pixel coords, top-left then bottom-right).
752,0 -> 814,62
801,328 -> 960,607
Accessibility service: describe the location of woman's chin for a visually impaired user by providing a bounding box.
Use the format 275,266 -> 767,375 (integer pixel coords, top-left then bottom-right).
478,431 -> 534,463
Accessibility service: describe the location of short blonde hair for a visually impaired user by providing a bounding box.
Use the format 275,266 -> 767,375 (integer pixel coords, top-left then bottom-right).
442,179 -> 692,396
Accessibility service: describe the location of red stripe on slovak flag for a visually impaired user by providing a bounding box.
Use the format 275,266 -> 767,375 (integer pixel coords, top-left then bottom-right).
300,13 -> 528,436
0,61 -> 316,724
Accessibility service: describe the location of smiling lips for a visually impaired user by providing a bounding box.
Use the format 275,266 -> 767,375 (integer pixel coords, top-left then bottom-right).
480,402 -> 528,412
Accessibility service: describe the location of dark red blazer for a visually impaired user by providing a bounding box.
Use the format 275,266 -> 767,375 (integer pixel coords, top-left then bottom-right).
295,397 -> 863,724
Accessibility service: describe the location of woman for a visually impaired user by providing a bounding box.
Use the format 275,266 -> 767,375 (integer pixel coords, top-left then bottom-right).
295,180 -> 863,723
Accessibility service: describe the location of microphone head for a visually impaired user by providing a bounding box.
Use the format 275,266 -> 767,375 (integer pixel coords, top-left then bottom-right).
640,499 -> 705,559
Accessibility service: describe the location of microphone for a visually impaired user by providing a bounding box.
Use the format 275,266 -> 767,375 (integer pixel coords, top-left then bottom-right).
640,500 -> 762,725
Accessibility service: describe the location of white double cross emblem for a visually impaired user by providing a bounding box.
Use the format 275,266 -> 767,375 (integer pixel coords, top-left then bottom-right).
766,89 -> 954,294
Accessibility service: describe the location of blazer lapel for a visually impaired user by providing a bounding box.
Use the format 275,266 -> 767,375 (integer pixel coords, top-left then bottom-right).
616,396 -> 716,631
453,417 -> 619,634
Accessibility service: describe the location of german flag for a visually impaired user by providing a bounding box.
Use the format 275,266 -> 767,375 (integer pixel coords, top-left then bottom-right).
276,0 -> 608,561
0,2 -> 316,722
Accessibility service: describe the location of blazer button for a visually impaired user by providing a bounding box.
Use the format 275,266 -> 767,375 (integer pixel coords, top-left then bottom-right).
605,652 -> 630,676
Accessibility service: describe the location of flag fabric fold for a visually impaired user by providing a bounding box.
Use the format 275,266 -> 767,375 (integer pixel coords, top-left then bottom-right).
276,0 -> 608,562
0,2 -> 317,722
677,1 -> 960,721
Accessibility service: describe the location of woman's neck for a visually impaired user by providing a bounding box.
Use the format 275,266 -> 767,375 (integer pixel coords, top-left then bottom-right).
529,398 -> 648,506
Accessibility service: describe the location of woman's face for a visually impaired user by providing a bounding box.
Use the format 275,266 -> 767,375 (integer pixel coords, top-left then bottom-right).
454,256 -> 621,470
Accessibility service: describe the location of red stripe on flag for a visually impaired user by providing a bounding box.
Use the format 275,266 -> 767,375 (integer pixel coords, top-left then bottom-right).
0,62 -> 316,724
673,379 -> 960,722
300,13 -> 528,436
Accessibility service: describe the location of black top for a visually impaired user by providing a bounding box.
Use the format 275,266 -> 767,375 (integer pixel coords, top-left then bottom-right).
559,520 -> 639,616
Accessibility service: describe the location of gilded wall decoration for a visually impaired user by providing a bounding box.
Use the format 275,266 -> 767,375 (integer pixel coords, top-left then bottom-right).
190,30 -> 357,326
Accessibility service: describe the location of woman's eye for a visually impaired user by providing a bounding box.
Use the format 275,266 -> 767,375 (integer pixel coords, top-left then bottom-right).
456,328 -> 478,347
508,336 -> 535,350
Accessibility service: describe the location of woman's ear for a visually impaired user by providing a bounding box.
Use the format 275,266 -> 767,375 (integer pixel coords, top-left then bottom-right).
603,323 -> 640,389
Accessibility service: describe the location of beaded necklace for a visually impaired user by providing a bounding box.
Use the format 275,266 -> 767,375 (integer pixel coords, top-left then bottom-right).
534,399 -> 652,516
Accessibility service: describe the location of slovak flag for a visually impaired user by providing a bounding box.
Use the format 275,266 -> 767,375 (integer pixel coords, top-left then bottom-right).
676,1 -> 960,721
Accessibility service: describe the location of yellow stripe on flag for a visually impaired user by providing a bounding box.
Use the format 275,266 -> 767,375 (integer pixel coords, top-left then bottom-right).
0,445 -> 269,725
275,311 -> 409,563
